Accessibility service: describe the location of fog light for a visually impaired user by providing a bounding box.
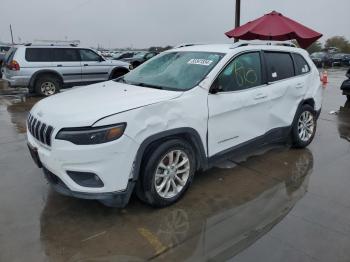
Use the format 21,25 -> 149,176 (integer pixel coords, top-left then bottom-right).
67,171 -> 104,188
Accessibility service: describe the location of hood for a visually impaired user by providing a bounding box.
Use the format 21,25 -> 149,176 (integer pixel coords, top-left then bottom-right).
106,59 -> 130,67
31,81 -> 183,127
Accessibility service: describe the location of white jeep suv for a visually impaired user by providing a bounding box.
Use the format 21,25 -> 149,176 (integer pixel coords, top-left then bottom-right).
27,42 -> 322,207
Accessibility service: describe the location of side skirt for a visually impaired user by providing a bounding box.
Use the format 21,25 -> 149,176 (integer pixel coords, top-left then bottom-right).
207,126 -> 291,168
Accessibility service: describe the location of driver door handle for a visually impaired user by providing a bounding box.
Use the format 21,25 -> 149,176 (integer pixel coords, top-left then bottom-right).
254,93 -> 267,100
296,83 -> 304,89
83,64 -> 89,66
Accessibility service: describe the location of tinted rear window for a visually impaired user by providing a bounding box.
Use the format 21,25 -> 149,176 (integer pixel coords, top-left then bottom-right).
25,48 -> 52,62
265,52 -> 295,82
293,53 -> 310,75
52,48 -> 80,62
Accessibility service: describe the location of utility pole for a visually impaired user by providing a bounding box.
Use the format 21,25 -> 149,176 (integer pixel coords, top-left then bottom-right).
9,24 -> 14,45
234,0 -> 241,42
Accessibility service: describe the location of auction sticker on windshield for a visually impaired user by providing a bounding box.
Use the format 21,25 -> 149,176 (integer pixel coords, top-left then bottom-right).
188,59 -> 213,66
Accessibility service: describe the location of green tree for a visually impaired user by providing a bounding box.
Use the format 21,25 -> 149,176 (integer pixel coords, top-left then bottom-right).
325,36 -> 350,53
307,41 -> 323,54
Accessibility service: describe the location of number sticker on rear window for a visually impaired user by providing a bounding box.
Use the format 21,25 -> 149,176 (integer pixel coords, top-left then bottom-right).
187,59 -> 213,66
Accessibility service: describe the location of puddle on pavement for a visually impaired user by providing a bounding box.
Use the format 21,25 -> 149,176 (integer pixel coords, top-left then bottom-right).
38,148 -> 313,261
1,96 -> 42,134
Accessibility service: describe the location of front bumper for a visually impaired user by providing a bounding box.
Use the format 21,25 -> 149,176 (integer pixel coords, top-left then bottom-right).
27,130 -> 140,206
43,167 -> 135,207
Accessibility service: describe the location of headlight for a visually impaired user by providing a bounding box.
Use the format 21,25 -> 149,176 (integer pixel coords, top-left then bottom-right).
56,123 -> 126,145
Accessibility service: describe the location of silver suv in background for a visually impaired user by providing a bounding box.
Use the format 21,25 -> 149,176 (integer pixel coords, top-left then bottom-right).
1,44 -> 131,96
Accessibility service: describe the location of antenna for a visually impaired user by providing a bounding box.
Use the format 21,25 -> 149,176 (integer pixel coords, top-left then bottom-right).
9,24 -> 14,45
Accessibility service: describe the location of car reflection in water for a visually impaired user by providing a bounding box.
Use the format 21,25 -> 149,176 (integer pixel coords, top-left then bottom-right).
338,100 -> 350,142
6,96 -> 41,133
39,147 -> 313,261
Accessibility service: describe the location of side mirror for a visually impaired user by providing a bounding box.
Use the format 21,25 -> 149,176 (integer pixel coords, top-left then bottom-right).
209,79 -> 223,94
99,56 -> 104,62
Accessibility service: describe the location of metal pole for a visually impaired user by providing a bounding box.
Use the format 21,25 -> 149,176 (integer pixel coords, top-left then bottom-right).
10,24 -> 14,45
234,0 -> 241,43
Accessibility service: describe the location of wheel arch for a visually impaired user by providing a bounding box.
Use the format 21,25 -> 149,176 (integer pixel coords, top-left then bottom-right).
109,67 -> 129,79
302,98 -> 315,110
29,70 -> 63,90
133,128 -> 208,182
291,98 -> 318,130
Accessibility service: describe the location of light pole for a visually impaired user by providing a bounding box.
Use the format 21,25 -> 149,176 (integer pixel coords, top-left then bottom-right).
234,0 -> 241,42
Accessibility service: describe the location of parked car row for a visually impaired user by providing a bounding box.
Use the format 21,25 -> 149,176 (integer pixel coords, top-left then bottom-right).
310,51 -> 350,67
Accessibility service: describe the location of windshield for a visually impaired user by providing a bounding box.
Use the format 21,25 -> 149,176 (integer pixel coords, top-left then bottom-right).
119,51 -> 224,91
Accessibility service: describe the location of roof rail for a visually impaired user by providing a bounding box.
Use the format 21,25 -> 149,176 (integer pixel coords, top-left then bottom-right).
231,40 -> 297,49
175,43 -> 211,48
27,39 -> 81,47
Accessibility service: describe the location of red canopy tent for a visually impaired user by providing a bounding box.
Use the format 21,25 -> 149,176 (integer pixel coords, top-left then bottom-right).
225,11 -> 322,48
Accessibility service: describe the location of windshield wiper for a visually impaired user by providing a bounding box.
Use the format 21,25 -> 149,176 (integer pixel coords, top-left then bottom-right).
115,76 -> 126,83
135,82 -> 164,90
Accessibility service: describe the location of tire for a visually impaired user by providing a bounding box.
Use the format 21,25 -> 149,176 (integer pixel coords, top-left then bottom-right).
132,62 -> 140,68
291,105 -> 317,148
136,139 -> 196,207
35,75 -> 61,96
110,69 -> 128,79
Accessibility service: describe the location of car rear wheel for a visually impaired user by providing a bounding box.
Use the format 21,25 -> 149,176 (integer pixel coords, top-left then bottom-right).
136,139 -> 196,207
35,75 -> 61,96
291,105 -> 317,148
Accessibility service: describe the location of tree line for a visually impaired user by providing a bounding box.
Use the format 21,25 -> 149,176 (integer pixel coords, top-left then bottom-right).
307,36 -> 350,54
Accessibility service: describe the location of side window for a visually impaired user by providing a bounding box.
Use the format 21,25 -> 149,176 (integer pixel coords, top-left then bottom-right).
52,49 -> 80,62
265,52 -> 294,82
25,48 -> 52,62
293,53 -> 310,75
80,49 -> 101,61
216,52 -> 262,92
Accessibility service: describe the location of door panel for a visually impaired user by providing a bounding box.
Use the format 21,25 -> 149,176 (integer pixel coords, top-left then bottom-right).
208,51 -> 271,157
264,52 -> 308,129
80,49 -> 110,82
208,87 -> 271,156
52,48 -> 82,84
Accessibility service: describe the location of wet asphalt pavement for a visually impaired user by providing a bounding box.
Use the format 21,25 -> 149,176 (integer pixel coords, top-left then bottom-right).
0,69 -> 349,262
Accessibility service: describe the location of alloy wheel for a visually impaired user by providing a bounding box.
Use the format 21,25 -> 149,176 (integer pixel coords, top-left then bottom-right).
297,111 -> 315,142
154,150 -> 190,199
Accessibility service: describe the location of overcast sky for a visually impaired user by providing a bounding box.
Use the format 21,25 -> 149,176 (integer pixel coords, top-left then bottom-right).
1,0 -> 349,48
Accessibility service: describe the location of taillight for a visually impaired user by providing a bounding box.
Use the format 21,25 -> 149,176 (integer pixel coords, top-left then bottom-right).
7,60 -> 20,71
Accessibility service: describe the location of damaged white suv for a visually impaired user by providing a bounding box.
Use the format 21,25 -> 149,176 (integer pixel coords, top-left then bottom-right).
27,42 -> 322,207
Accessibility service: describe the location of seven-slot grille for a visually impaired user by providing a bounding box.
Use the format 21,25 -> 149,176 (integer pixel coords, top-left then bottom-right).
27,113 -> 54,146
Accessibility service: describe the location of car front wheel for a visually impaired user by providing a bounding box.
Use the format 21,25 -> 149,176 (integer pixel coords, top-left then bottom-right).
136,139 -> 196,207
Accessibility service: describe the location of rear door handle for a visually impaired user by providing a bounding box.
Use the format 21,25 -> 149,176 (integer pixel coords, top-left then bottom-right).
57,64 -> 62,67
254,93 -> 267,100
83,64 -> 89,66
